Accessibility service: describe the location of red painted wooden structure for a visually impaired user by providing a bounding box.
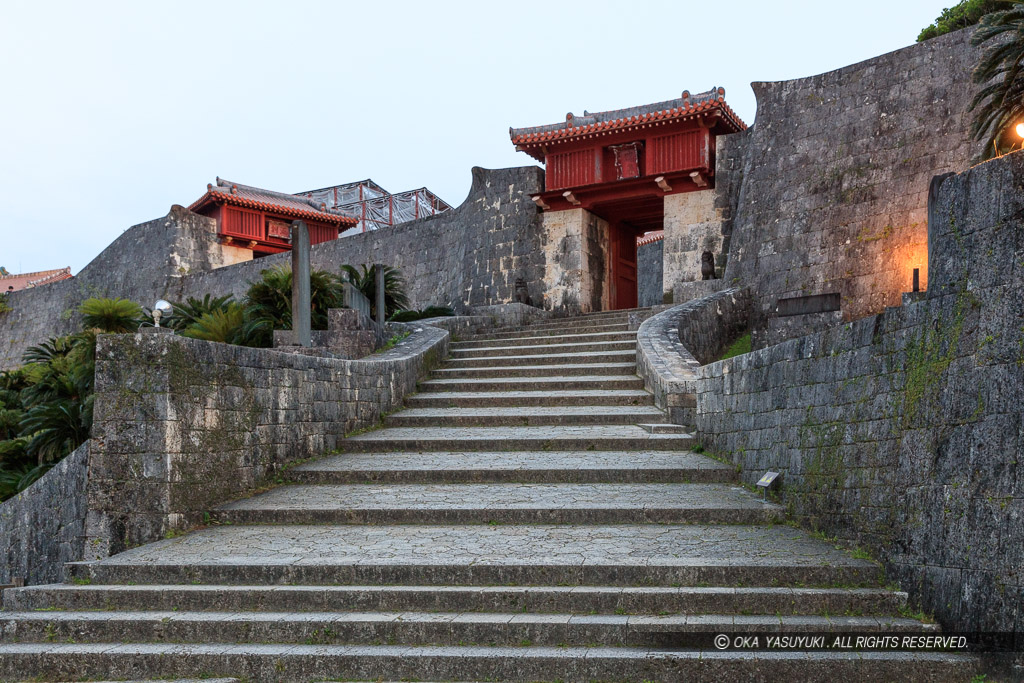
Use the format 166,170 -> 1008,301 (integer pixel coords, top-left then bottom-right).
511,88 -> 745,309
189,178 -> 357,258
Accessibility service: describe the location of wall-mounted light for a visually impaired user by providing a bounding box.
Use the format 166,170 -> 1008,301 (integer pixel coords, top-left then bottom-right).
1016,123 -> 1024,138
153,300 -> 172,328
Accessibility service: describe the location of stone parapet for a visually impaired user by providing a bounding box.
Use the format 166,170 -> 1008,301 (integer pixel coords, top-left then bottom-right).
636,288 -> 750,425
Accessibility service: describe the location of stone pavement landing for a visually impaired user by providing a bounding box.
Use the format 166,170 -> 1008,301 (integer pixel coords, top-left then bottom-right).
0,310 -> 977,681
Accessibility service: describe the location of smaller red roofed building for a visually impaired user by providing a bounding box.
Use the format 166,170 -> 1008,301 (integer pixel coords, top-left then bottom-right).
189,178 -> 358,259
1,267 -> 73,293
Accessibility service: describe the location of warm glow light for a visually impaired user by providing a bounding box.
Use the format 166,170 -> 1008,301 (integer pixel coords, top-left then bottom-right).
1016,122 -> 1024,138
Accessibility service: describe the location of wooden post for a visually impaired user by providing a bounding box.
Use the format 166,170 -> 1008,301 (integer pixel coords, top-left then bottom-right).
291,220 -> 312,348
375,264 -> 386,325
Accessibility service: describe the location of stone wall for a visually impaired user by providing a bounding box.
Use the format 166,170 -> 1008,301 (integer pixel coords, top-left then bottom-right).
0,208 -> 233,370
696,153 -> 1024,634
723,28 -> 984,347
539,208 -> 610,314
84,322 -> 450,559
637,239 -> 663,307
0,166 -> 547,371
0,443 -> 89,585
635,287 -> 750,426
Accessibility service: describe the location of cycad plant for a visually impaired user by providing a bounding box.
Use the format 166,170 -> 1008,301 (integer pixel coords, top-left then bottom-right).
79,297 -> 143,333
181,302 -> 268,346
166,294 -> 236,331
243,265 -> 346,346
969,0 -> 1024,159
340,264 -> 410,320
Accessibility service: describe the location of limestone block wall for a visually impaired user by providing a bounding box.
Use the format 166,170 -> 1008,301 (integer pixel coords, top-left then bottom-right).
0,208 -> 234,370
85,322 -> 451,559
0,166 -> 547,371
662,191 -> 719,289
635,287 -> 750,425
637,239 -> 663,307
0,443 -> 89,585
696,152 -> 1024,634
723,28 -> 984,347
540,208 -> 609,314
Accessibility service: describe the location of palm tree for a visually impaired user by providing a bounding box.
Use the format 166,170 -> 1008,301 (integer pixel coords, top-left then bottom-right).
165,294 -> 236,331
340,264 -> 411,320
969,0 -> 1024,159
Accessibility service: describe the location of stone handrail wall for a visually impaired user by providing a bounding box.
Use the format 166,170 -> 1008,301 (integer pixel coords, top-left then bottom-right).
635,287 -> 750,425
696,154 -> 1024,635
0,442 -> 89,585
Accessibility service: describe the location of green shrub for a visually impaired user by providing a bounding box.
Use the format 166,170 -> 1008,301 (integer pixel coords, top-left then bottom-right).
165,294 -> 236,331
79,297 -> 143,333
243,265 -> 345,346
340,264 -> 410,320
181,302 -> 267,346
917,0 -> 1009,41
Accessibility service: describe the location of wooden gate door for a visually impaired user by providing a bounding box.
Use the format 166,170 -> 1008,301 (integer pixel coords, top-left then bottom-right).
611,224 -> 638,310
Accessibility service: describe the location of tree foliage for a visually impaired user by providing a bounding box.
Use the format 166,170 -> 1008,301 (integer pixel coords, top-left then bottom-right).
918,0 -> 1010,41
968,0 -> 1024,159
340,264 -> 411,320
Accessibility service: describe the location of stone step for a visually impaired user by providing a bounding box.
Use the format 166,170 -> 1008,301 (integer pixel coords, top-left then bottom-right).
429,362 -> 638,379
0,643 -> 979,682
450,330 -> 637,350
211,483 -> 782,526
287,451 -> 735,485
384,405 -> 666,427
0,611 -> 937,648
406,389 -> 655,408
449,340 -> 636,359
417,375 -> 645,393
445,349 -> 635,368
338,425 -> 694,452
69,524 -> 881,588
5,584 -> 908,617
466,321 -> 629,340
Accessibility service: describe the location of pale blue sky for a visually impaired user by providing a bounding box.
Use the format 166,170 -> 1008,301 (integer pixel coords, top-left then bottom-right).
1,0 -> 959,274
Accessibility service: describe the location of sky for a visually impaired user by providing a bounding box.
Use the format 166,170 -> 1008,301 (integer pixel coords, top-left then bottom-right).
0,0 -> 959,275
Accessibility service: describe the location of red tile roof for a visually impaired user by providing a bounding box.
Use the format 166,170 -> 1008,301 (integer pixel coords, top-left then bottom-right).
189,178 -> 358,226
1,267 -> 73,292
637,230 -> 665,247
510,87 -> 746,151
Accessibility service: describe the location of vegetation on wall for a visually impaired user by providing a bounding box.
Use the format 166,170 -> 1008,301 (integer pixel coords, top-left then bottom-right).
917,0 -> 1009,41
968,0 -> 1024,159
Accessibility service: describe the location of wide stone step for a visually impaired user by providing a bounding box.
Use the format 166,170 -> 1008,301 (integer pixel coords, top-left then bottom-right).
466,322 -> 629,340
211,483 -> 782,526
70,524 -> 881,588
5,584 -> 908,616
0,611 -> 936,647
0,643 -> 978,682
287,451 -> 734,485
337,425 -> 694,452
451,330 -> 637,350
429,362 -> 638,379
450,340 -> 636,359
406,389 -> 654,408
445,350 -> 635,369
384,405 -> 666,427
418,375 -> 646,393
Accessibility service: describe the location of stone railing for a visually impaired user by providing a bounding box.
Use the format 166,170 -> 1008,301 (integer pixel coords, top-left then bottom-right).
635,287 -> 750,425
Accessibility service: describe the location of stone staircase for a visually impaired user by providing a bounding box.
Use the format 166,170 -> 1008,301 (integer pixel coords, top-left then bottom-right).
0,310 -> 977,681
